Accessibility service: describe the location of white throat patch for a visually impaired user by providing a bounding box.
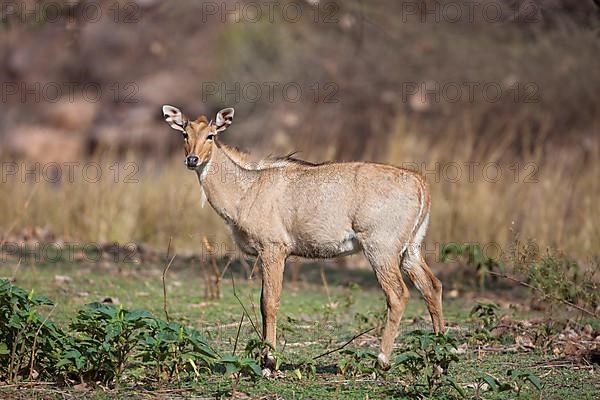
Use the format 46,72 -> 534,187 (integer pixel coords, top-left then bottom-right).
200,187 -> 207,208
198,159 -> 212,208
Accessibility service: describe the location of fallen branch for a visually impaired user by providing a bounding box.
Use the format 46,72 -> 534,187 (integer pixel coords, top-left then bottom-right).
313,327 -> 375,360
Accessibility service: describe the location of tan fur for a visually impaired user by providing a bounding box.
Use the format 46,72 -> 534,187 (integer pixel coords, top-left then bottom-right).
163,107 -> 444,368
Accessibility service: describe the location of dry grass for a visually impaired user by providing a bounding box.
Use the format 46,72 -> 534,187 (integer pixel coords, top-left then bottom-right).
0,1 -> 598,261
385,115 -> 600,260
0,155 -> 229,255
1,121 -> 598,260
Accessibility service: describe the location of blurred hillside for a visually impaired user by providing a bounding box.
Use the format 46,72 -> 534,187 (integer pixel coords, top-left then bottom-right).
1,0 -> 598,161
1,0 -> 599,257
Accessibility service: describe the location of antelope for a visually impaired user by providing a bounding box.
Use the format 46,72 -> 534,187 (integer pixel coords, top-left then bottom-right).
162,105 -> 444,371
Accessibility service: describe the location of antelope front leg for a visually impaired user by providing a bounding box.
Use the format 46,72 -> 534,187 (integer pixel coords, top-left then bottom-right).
259,250 -> 285,370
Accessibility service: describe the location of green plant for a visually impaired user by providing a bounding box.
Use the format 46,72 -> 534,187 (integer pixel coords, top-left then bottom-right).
139,318 -> 219,383
59,302 -> 153,384
353,309 -> 386,334
342,282 -> 361,309
469,302 -> 500,330
216,338 -> 268,379
218,354 -> 262,378
61,303 -> 220,385
0,279 -> 66,382
336,348 -> 380,377
394,331 -> 464,398
476,370 -> 541,398
532,319 -> 566,353
244,338 -> 273,363
293,356 -> 317,380
466,302 -> 502,345
441,243 -> 503,290
0,280 -> 258,386
524,252 -> 599,314
279,315 -> 298,344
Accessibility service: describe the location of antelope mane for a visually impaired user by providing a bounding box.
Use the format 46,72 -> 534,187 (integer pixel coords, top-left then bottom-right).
217,140 -> 325,170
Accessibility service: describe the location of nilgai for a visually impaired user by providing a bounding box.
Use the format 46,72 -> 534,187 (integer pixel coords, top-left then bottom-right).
162,105 -> 444,370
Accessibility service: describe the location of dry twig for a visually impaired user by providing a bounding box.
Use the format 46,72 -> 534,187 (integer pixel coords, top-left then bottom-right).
488,271 -> 598,318
29,304 -> 57,380
231,273 -> 261,339
313,327 -> 376,360
162,255 -> 176,321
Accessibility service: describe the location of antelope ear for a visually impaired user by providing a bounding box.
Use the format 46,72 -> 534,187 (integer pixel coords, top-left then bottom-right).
162,105 -> 188,133
214,107 -> 234,132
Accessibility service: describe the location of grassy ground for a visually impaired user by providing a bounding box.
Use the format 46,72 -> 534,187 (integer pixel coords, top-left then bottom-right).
0,256 -> 598,399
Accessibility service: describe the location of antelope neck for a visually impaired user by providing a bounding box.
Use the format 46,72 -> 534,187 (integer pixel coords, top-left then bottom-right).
195,141 -> 258,222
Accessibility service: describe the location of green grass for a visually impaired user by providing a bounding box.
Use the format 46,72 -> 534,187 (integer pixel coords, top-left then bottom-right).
0,257 -> 598,399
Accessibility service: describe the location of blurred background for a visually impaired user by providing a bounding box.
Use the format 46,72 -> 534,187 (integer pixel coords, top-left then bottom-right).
1,0 -> 598,261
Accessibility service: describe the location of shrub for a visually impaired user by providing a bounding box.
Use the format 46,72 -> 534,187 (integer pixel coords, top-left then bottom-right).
1,280 -> 222,386
0,279 -> 66,382
336,348 -> 379,377
525,252 -> 599,313
139,318 -> 219,382
476,370 -> 541,398
394,331 -> 464,399
59,302 -> 154,384
441,243 -> 502,290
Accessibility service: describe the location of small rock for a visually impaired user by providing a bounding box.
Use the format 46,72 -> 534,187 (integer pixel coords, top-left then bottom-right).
54,275 -> 72,285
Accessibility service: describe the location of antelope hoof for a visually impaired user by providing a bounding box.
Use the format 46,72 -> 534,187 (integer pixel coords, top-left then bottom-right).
376,353 -> 391,371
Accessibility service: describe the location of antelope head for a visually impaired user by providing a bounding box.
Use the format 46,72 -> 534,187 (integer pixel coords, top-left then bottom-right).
162,105 -> 234,170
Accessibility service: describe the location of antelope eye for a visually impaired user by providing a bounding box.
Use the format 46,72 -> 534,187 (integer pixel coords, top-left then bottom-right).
206,134 -> 215,141
182,132 -> 189,140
